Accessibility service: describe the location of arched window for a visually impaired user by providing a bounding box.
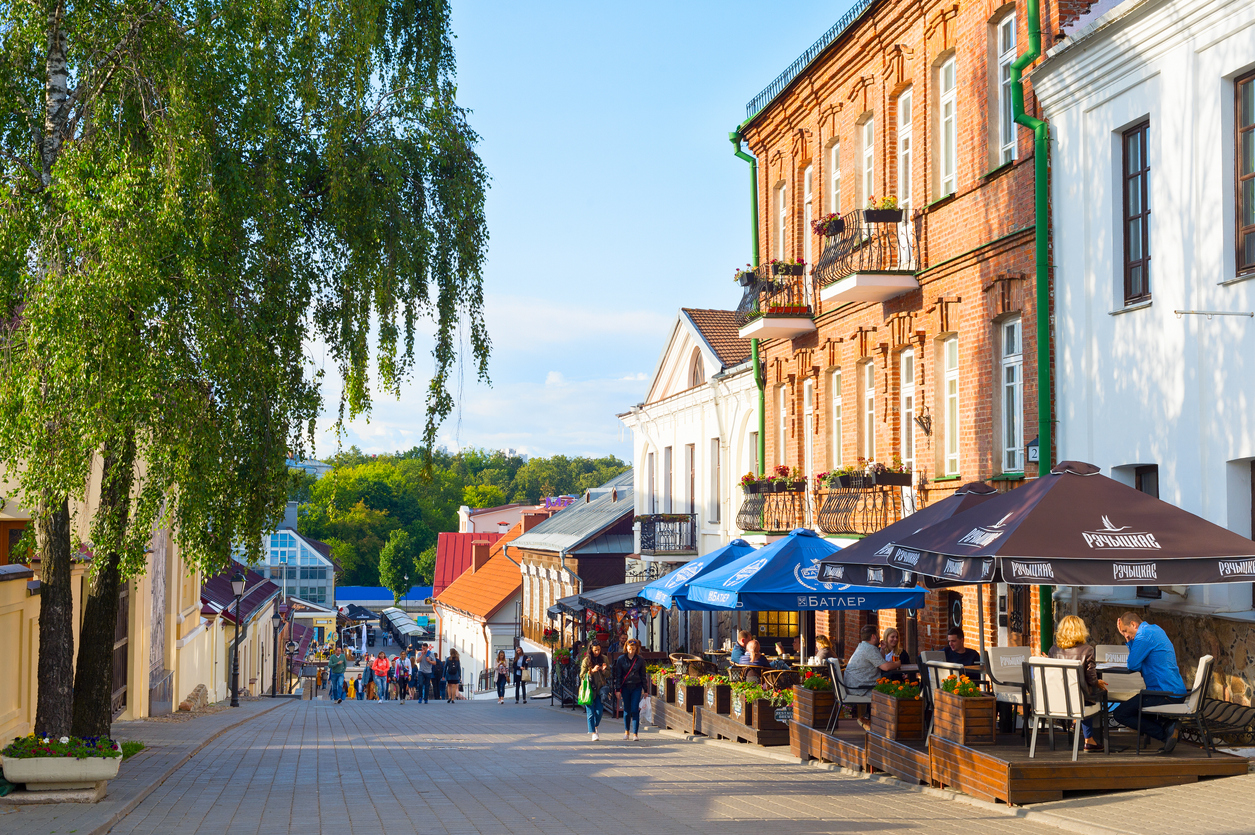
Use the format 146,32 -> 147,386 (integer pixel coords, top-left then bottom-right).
689,348 -> 705,387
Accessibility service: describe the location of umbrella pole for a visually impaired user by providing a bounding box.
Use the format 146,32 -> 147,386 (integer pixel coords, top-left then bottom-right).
977,584 -> 986,657
1071,585 -> 1079,616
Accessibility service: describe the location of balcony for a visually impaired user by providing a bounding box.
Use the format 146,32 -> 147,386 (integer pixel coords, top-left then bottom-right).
736,487 -> 811,534
735,266 -> 818,340
814,215 -> 922,305
814,474 -> 911,535
636,514 -> 698,558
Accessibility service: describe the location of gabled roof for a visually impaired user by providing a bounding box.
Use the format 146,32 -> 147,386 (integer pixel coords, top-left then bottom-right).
201,562 -> 281,625
509,472 -> 634,555
435,519 -> 527,620
288,596 -> 337,615
682,308 -> 751,369
466,502 -> 527,517
434,531 -> 504,596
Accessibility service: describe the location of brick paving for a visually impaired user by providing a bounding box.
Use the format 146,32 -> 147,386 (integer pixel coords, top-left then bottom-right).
1025,773 -> 1255,835
103,699 -> 1063,835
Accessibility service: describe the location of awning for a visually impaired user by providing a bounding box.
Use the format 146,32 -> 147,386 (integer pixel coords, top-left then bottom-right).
550,581 -> 653,617
889,460 -> 1255,586
341,603 -> 380,622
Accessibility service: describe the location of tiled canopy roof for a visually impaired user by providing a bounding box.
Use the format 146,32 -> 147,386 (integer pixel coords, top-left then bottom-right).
683,308 -> 751,369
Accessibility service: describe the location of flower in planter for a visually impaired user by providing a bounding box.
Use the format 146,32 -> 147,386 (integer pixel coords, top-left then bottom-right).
773,464 -> 790,479
739,472 -> 760,489
811,212 -> 843,236
865,195 -> 899,211
873,677 -> 921,699
940,674 -> 983,698
889,455 -> 910,474
2,733 -> 122,760
799,670 -> 833,691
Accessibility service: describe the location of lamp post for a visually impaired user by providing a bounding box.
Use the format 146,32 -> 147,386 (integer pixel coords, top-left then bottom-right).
270,610 -> 284,697
284,640 -> 298,694
230,571 -> 246,707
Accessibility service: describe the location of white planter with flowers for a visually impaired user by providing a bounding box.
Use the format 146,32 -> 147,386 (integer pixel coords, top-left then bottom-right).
1,735 -> 123,791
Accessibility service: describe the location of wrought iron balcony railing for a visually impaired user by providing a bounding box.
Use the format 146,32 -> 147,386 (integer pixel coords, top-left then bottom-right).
734,265 -> 818,329
814,476 -> 911,536
736,488 -> 811,534
637,514 -> 697,556
813,215 -> 922,288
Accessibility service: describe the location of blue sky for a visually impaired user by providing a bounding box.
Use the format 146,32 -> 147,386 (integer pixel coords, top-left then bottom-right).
313,1 -> 856,462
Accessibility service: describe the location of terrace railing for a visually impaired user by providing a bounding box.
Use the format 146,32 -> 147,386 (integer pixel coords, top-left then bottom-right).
813,216 -> 922,287
736,487 -> 811,533
734,265 -> 818,328
638,514 -> 697,556
814,476 -> 912,535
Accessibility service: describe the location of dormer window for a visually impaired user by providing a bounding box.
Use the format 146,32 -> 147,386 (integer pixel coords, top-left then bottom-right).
689,348 -> 705,388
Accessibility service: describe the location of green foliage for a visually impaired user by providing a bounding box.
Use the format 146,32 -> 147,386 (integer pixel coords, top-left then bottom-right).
2,734 -> 120,759
120,741 -> 145,760
378,529 -> 418,603
415,546 -> 436,587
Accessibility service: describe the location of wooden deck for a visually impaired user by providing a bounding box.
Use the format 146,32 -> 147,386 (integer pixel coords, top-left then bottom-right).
789,722 -> 867,770
651,699 -> 694,734
693,706 -> 789,746
866,732 -> 931,785
929,732 -> 1250,805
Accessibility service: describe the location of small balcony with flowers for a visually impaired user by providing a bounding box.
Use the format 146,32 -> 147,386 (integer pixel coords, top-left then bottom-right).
812,199 -> 922,306
811,459 -> 916,536
736,466 -> 812,534
734,260 -> 817,340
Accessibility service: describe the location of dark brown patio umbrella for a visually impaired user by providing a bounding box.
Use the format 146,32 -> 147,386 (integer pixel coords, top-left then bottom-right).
817,481 -> 998,587
889,461 -> 1255,587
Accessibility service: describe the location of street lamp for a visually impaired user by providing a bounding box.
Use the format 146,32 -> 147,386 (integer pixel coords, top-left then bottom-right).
230,570 -> 246,708
270,610 -> 284,698
284,640 -> 298,694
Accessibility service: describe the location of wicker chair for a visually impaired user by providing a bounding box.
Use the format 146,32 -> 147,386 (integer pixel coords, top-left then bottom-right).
669,652 -> 706,677
731,663 -> 762,684
762,669 -> 800,691
727,664 -> 747,683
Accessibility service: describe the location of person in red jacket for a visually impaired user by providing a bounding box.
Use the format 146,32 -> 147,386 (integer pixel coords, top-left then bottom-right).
371,652 -> 392,701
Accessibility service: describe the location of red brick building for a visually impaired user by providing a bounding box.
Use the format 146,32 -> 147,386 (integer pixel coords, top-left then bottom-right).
730,0 -> 1085,660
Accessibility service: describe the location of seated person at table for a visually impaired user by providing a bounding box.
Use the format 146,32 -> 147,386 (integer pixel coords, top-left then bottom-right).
811,635 -> 833,665
740,639 -> 789,670
882,627 -> 913,680
845,625 -> 903,728
943,627 -> 981,666
1048,615 -> 1108,751
1110,611 -> 1187,753
730,630 -> 751,664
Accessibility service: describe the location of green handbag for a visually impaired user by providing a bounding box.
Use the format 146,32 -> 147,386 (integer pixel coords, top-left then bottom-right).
577,674 -> 594,706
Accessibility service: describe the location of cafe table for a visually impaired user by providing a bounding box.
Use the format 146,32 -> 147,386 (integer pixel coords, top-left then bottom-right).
1096,664 -> 1146,703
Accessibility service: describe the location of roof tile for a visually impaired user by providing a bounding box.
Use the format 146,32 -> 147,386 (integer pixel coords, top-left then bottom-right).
434,531 -> 503,596
683,308 -> 752,368
435,522 -> 526,620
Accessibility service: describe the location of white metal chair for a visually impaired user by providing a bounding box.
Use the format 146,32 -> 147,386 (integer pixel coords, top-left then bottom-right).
918,650 -> 946,666
984,648 -> 1031,741
1136,654 -> 1214,757
1094,644 -> 1129,665
826,657 -> 873,734
1025,657 -> 1107,761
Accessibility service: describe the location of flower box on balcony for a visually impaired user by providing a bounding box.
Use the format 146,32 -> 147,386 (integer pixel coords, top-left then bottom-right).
870,689 -> 924,741
825,474 -> 852,489
786,480 -> 807,492
771,481 -> 787,493
863,208 -> 904,224
818,217 -> 845,237
743,482 -> 762,495
771,263 -> 804,276
737,271 -> 756,287
874,472 -> 913,487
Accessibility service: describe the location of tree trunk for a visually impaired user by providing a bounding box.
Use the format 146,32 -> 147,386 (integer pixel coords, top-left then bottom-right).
33,495 -> 74,738
71,437 -> 136,738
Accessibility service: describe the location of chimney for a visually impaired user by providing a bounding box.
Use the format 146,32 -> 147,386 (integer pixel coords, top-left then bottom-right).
521,511 -> 550,533
471,540 -> 491,573
497,521 -> 509,533
282,501 -> 299,531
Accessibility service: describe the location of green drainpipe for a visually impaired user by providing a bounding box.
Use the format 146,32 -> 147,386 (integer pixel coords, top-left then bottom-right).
731,127 -> 765,477
1011,0 -> 1053,653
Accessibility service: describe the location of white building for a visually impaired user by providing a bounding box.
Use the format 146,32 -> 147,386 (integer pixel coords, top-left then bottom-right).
1035,0 -> 1255,618
252,502 -> 336,605
618,308 -> 758,649
457,502 -> 540,534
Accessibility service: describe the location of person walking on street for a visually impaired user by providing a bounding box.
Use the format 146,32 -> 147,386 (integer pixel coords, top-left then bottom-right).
415,644 -> 433,704
495,650 -> 509,704
512,646 -> 530,704
614,638 -> 647,741
328,647 -> 347,704
581,642 -> 611,740
395,653 -> 411,703
430,649 -> 445,702
371,652 -> 391,701
444,649 -> 462,702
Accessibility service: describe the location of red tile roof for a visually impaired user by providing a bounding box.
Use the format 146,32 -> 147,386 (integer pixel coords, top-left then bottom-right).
201,561 -> 281,625
435,522 -> 525,620
434,531 -> 503,596
683,308 -> 751,368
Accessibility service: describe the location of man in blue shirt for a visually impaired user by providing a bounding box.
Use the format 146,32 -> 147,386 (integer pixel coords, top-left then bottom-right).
729,630 -> 750,664
1111,612 -> 1187,753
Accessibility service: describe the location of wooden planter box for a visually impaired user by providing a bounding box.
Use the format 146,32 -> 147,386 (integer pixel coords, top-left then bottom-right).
751,698 -> 789,731
870,689 -> 924,741
663,677 -> 677,703
675,683 -> 703,713
704,683 -> 731,715
792,686 -> 835,729
731,692 -> 753,726
932,688 -> 996,746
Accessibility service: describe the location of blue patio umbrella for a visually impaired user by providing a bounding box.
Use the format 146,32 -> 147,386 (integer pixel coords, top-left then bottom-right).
640,539 -> 758,610
687,528 -> 927,612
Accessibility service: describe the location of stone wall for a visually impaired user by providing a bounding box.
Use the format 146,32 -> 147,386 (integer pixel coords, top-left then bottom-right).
1067,600 -> 1253,705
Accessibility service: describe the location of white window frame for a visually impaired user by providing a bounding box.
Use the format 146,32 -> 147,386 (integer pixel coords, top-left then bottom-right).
898,88 -> 913,214
997,14 -> 1017,165
943,337 -> 960,476
939,57 -> 958,196
776,384 -> 787,466
830,141 -> 841,214
862,362 -> 876,461
899,350 -> 915,471
709,437 -> 721,524
830,369 -> 842,468
803,378 -> 815,482
646,451 -> 656,514
862,118 -> 875,207
776,182 -> 788,261
663,446 -> 673,513
1001,318 -> 1024,472
803,165 -> 814,306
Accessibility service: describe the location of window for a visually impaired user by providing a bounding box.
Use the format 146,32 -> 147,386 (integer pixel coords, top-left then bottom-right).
830,142 -> 841,214
663,446 -> 673,513
830,369 -> 842,468
898,89 -> 913,213
943,336 -> 960,476
776,385 -> 788,465
1134,465 -> 1161,598
756,610 -> 800,639
748,431 -> 759,476
710,437 -> 721,523
775,182 -> 788,261
900,350 -> 915,471
1122,121 -> 1151,303
862,119 -> 875,207
646,452 -> 655,513
1237,73 -> 1255,275
861,362 -> 876,460
688,347 -> 704,387
1001,318 -> 1024,472
803,379 -> 815,482
939,57 -> 958,195
685,443 -> 696,514
803,165 -> 814,306
996,14 -> 1017,164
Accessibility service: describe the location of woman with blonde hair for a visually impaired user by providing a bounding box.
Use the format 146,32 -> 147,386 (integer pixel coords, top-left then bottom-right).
1048,614 -> 1108,751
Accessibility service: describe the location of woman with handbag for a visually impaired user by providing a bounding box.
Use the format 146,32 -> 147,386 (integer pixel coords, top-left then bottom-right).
614,638 -> 647,741
444,649 -> 462,702
512,646 -> 530,704
495,650 -> 510,704
580,643 -> 611,740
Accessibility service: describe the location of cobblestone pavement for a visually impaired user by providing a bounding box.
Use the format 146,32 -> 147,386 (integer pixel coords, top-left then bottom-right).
103,699 -> 1064,835
1027,772 -> 1255,835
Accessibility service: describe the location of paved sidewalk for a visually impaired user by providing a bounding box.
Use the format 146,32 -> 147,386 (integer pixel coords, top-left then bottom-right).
0,697 -> 289,835
1025,773 -> 1255,835
105,698 -> 1059,835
